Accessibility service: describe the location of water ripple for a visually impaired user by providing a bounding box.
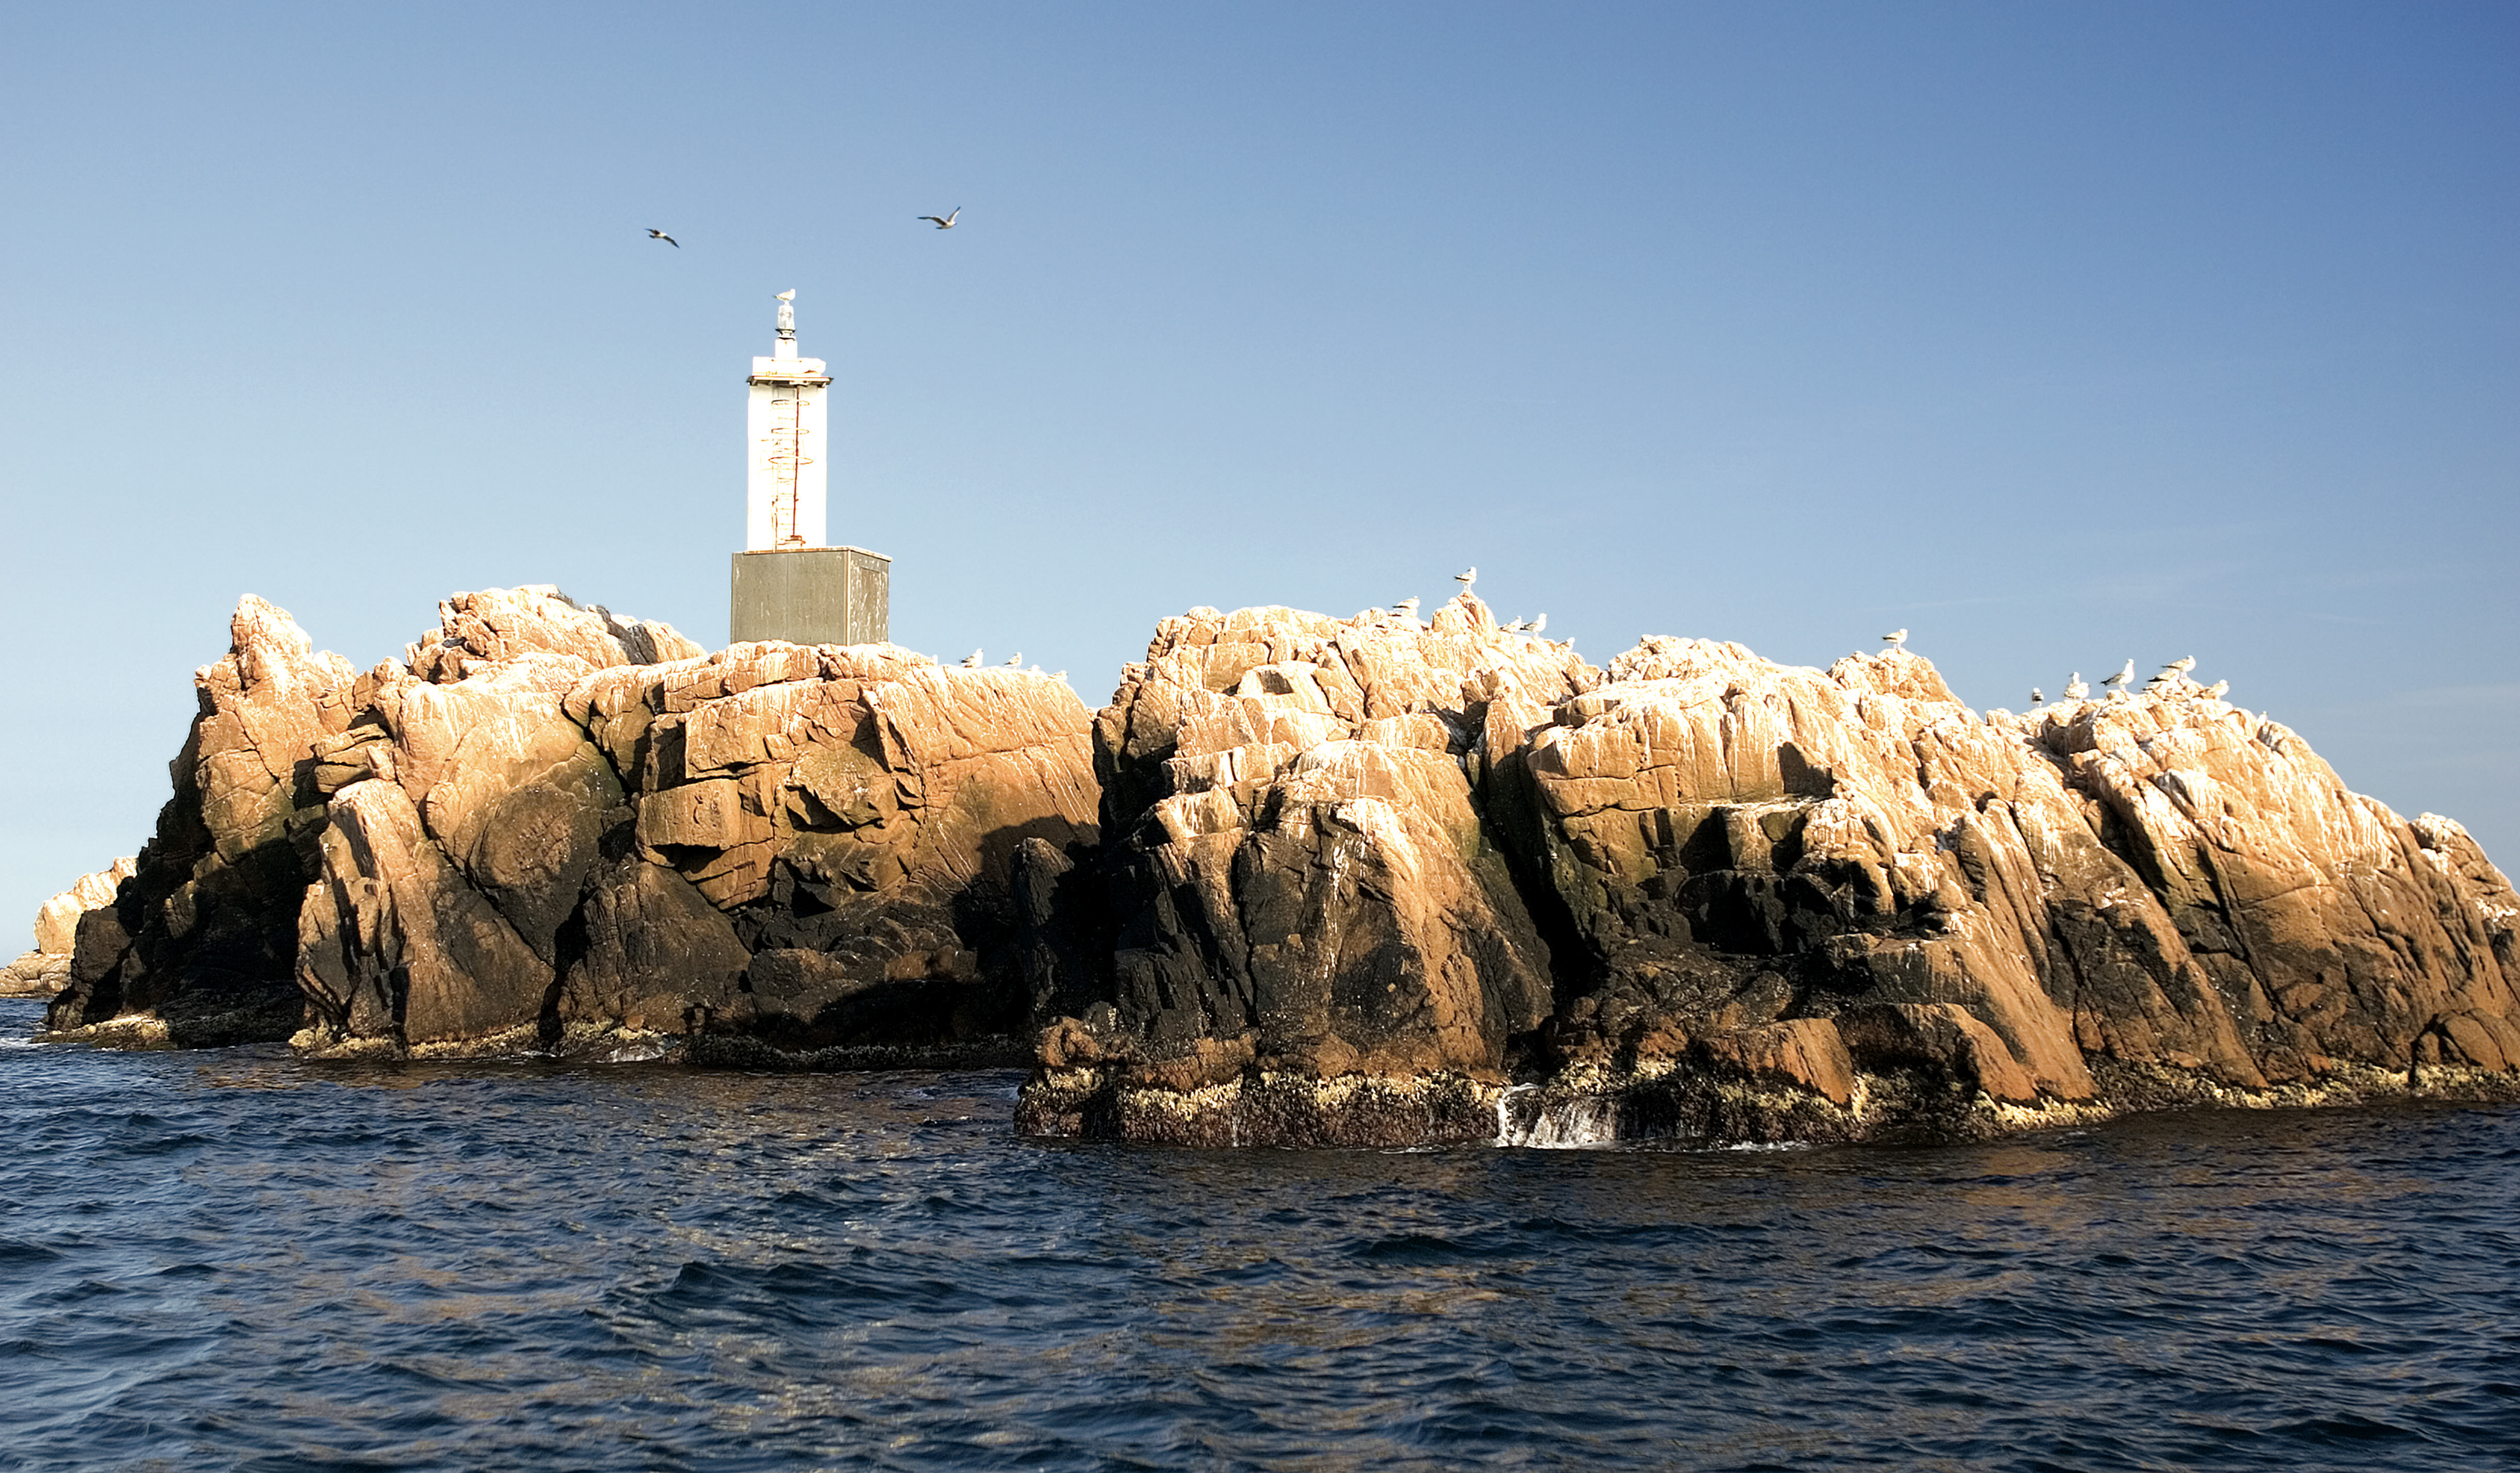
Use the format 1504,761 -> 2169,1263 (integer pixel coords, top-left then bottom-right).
4,998 -> 2518,1470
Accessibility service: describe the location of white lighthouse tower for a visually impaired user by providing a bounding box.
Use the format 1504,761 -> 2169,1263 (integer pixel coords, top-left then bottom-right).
745,291 -> 829,550
729,291 -> 891,646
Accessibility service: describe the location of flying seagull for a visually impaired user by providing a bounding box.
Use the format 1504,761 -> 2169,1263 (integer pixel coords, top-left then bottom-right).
1882,629 -> 1907,647
917,207 -> 963,230
962,649 -> 982,668
647,229 -> 679,247
1455,566 -> 1477,589
2103,659 -> 2135,689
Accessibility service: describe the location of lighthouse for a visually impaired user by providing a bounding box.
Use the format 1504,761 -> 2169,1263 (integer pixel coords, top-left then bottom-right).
745,290 -> 829,550
729,291 -> 891,647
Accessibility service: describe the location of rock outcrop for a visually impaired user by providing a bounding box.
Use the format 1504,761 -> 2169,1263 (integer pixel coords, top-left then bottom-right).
49,586 -> 1100,1058
1016,599 -> 2520,1146
1018,597 -> 1596,1143
1,857 -> 136,997
38,583 -> 2519,1149
45,596 -> 366,1043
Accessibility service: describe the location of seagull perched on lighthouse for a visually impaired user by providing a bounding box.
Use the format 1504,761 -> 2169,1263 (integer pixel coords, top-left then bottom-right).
1882,629 -> 1907,648
647,228 -> 679,247
2103,659 -> 2134,690
917,207 -> 962,230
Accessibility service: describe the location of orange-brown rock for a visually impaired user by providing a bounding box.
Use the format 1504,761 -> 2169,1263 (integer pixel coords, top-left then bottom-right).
1,857 -> 135,997
403,585 -> 702,683
50,596 -> 365,1042
294,613 -> 1100,1055
1022,610 -> 2520,1147
1019,594 -> 1600,1145
53,587 -> 1098,1060
39,583 -> 2520,1145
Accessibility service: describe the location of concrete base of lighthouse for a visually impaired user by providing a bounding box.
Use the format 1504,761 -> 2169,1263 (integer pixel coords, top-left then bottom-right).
730,546 -> 891,647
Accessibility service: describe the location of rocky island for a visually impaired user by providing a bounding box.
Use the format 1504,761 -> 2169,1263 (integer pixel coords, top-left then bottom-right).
30,586 -> 2520,1149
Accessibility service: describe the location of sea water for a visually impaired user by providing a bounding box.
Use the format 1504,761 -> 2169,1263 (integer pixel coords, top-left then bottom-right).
2,996 -> 2513,1471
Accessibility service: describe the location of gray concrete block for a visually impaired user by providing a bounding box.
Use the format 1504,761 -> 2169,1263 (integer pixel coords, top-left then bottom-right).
730,546 -> 891,647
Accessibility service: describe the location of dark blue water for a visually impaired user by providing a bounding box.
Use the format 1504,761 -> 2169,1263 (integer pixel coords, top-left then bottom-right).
4,998 -> 2516,1471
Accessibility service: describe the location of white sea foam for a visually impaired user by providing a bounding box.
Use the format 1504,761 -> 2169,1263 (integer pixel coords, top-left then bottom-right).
1493,1085 -> 1621,1149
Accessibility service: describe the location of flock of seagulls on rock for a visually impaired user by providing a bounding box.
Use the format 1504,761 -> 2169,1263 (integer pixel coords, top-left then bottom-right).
2030,654 -> 2228,709
953,648 -> 1060,682
1367,570 -> 1555,640
1879,629 -> 2233,713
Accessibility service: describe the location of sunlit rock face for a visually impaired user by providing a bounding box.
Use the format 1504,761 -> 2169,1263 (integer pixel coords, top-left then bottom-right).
1,857 -> 135,998
47,596 -> 368,1044
1017,600 -> 2520,1148
52,588 -> 1101,1059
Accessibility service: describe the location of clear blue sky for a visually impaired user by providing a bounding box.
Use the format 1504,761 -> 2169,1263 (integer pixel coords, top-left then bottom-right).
3,3 -> 2513,946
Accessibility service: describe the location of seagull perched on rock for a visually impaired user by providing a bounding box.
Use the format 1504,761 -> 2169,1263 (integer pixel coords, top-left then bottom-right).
2064,673 -> 2088,700
2204,679 -> 2229,700
2103,659 -> 2134,690
2030,687 -> 2045,706
1455,566 -> 1477,589
2164,655 -> 2197,675
1005,652 -> 1023,666
961,649 -> 982,668
1391,597 -> 1420,619
1528,613 -> 1546,635
1881,628 -> 1907,648
647,228 -> 679,247
917,207 -> 962,229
